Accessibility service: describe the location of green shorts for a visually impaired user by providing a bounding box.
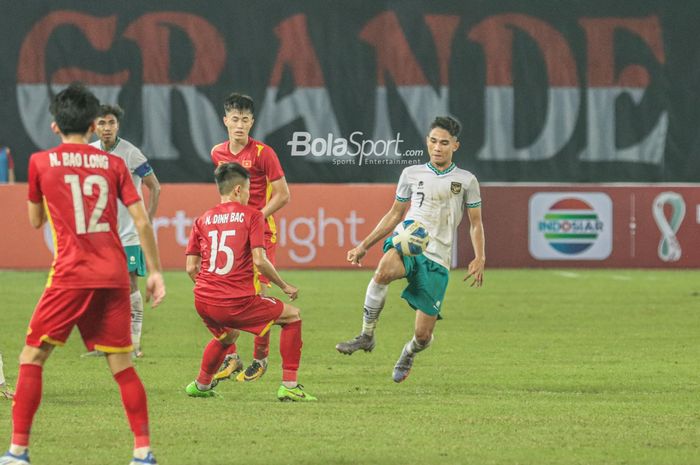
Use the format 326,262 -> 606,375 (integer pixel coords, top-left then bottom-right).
124,245 -> 146,277
383,237 -> 449,317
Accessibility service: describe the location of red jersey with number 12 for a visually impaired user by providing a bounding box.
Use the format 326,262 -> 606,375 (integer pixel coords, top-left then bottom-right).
186,201 -> 265,305
27,143 -> 141,289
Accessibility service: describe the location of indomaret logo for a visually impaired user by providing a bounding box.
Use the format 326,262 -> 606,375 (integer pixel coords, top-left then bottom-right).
529,193 -> 613,260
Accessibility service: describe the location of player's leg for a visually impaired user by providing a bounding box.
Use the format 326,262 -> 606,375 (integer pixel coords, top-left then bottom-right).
187,330 -> 239,397
80,288 -> 157,464
128,246 -> 147,358
0,353 -> 13,399
129,272 -> 144,358
336,248 -> 406,355
273,303 -> 316,402
237,236 -> 276,382
105,353 -> 156,464
2,343 -> 53,464
392,257 -> 448,383
187,299 -> 239,395
3,287 -> 87,463
393,311 -> 437,383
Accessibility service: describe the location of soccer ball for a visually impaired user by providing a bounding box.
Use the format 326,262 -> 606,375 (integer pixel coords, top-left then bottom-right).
391,220 -> 430,256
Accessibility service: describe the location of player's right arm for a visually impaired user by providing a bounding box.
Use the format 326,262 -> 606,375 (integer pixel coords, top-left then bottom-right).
251,247 -> 297,300
27,202 -> 46,229
26,155 -> 46,228
185,255 -> 201,283
347,200 -> 409,266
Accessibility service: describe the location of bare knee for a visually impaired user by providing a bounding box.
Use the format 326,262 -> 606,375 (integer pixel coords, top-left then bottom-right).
219,330 -> 239,346
276,304 -> 300,325
129,272 -> 139,293
19,344 -> 52,366
374,251 -> 405,284
414,328 -> 433,345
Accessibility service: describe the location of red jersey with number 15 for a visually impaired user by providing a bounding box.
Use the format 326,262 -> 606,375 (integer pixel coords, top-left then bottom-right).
186,201 -> 265,306
27,143 -> 141,289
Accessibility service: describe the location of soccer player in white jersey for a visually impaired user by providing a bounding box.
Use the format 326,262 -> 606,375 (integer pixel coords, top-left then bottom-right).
336,116 -> 485,382
89,105 -> 161,358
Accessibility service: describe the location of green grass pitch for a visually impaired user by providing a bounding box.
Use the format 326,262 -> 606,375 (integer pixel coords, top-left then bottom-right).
1,269 -> 699,465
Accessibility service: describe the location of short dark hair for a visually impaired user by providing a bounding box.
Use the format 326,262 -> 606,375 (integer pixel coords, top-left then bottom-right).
214,162 -> 250,195
96,104 -> 124,122
430,116 -> 461,138
224,93 -> 254,115
49,82 -> 100,135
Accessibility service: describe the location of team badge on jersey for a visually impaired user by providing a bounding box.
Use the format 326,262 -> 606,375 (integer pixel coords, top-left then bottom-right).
242,160 -> 252,168
450,182 -> 462,195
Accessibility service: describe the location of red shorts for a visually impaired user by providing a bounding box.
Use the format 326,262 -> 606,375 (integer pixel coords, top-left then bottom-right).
256,233 -> 277,286
26,287 -> 132,353
195,294 -> 284,339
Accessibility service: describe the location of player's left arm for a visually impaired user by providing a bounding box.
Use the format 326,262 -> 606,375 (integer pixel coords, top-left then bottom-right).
261,176 -> 290,218
464,206 -> 485,287
260,146 -> 289,218
141,172 -> 161,221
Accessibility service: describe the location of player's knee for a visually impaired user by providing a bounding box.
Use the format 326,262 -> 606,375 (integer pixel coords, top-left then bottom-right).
374,253 -> 404,284
414,329 -> 433,345
19,344 -> 51,365
219,331 -> 237,346
277,304 -> 300,324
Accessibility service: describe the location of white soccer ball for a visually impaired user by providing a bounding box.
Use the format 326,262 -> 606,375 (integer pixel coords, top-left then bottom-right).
391,220 -> 430,256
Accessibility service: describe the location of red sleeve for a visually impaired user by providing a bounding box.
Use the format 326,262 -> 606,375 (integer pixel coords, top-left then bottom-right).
249,210 -> 265,249
27,154 -> 42,203
7,149 -> 13,169
185,218 -> 202,256
115,156 -> 141,206
260,146 -> 284,181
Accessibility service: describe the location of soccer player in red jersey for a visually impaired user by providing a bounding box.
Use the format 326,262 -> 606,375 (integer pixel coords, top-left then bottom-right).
210,93 -> 290,383
0,83 -> 165,465
184,162 -> 315,402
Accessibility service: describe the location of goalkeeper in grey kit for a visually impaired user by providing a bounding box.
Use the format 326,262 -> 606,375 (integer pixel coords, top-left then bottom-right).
336,116 -> 485,383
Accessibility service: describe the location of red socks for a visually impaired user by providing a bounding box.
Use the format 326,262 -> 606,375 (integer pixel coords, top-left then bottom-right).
11,364 -> 43,447
253,332 -> 271,360
197,339 -> 229,386
114,367 -> 150,449
280,320 -> 302,383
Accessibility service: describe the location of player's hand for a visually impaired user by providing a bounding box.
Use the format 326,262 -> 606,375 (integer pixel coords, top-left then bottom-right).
347,246 -> 367,266
282,283 -> 298,301
145,272 -> 166,307
464,257 -> 485,288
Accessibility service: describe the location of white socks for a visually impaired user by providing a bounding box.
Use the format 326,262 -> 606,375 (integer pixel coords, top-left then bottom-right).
361,279 -> 389,336
130,291 -> 143,352
0,353 -> 5,386
406,335 -> 433,355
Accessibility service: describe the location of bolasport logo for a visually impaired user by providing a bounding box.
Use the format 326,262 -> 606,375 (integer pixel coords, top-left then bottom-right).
287,131 -> 423,166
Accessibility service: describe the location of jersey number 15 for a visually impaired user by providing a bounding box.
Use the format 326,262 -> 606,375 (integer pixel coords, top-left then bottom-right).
208,230 -> 236,275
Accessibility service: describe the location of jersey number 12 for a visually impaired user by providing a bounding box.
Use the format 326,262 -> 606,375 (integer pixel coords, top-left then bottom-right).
64,174 -> 109,234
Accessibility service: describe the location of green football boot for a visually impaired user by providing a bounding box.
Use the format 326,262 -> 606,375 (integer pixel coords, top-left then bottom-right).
276,384 -> 317,402
185,381 -> 220,398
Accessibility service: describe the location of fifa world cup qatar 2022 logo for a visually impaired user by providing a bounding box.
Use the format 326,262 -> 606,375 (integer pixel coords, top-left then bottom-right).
529,193 -> 613,260
652,192 -> 685,262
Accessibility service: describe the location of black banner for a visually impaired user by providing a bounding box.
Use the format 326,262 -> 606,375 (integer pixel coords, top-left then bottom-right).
2,1 -> 699,183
